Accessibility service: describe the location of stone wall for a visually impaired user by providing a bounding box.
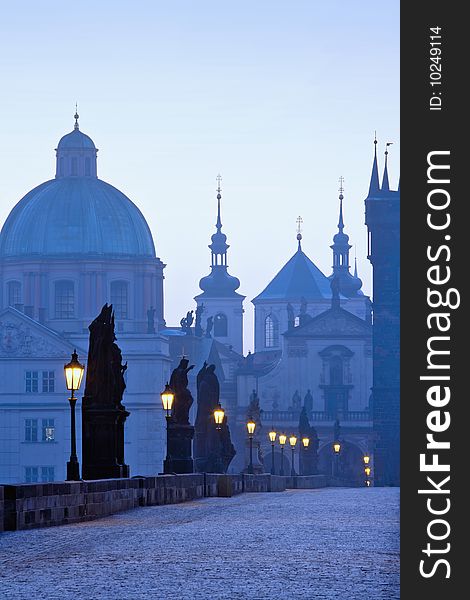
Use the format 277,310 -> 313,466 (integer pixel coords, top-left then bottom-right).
0,474 -> 329,532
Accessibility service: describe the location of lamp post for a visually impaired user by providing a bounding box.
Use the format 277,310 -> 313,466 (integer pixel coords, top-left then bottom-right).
332,440 -> 341,479
247,420 -> 256,474
279,434 -> 287,476
268,429 -> 277,475
213,402 -> 225,473
289,435 -> 297,476
300,436 -> 310,476
161,383 -> 175,474
64,350 -> 85,481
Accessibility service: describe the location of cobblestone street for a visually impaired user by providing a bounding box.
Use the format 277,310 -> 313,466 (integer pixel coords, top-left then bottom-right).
0,488 -> 399,599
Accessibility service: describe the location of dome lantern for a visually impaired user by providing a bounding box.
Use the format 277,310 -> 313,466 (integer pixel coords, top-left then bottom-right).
55,109 -> 98,178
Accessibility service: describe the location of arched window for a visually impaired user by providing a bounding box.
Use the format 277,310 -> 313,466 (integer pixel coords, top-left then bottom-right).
214,313 -> 228,337
329,356 -> 344,385
71,157 -> 78,176
264,314 -> 279,348
55,281 -> 74,319
85,157 -> 91,176
7,281 -> 22,307
110,281 -> 129,319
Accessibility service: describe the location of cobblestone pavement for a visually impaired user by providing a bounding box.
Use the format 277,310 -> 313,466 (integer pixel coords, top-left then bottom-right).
0,488 -> 399,599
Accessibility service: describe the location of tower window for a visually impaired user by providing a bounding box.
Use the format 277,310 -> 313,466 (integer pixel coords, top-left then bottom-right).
71,157 -> 78,176
214,313 -> 228,337
55,281 -> 74,319
7,281 -> 22,307
264,314 -> 279,348
85,157 -> 91,176
329,356 -> 344,385
110,281 -> 129,319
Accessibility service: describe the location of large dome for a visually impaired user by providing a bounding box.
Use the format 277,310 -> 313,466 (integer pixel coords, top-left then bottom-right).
0,118 -> 156,259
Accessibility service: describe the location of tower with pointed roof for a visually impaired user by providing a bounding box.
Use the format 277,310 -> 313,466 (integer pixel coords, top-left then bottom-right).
194,177 -> 245,355
365,137 -> 400,486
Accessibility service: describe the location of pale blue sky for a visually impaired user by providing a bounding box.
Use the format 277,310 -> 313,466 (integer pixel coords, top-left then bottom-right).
0,1 -> 399,352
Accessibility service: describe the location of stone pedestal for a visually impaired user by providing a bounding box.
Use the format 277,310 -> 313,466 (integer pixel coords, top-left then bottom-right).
164,423 -> 195,474
82,403 -> 130,480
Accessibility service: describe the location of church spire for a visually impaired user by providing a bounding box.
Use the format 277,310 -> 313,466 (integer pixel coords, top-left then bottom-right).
354,255 -> 358,278
382,143 -> 392,192
368,134 -> 380,196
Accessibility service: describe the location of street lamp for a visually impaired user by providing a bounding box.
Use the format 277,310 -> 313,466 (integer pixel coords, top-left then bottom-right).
161,383 -> 174,473
247,420 -> 256,474
332,440 -> 341,479
363,454 -> 370,466
289,435 -> 297,476
364,466 -> 372,478
268,429 -> 277,475
299,436 -> 310,476
279,434 -> 287,476
64,350 -> 85,481
213,402 -> 225,430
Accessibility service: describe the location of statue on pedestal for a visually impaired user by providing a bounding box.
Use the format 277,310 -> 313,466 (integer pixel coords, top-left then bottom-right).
299,406 -> 319,475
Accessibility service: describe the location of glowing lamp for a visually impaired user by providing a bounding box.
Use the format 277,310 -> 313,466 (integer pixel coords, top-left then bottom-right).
364,466 -> 372,477
289,435 -> 297,448
279,434 -> 287,446
363,454 -> 370,465
269,430 -> 277,443
247,420 -> 256,436
302,437 -> 310,448
64,350 -> 85,392
160,383 -> 174,415
214,403 -> 225,428
333,441 -> 341,454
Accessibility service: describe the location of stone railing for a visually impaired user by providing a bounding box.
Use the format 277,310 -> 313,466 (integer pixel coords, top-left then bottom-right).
0,473 -> 327,532
260,410 -> 371,423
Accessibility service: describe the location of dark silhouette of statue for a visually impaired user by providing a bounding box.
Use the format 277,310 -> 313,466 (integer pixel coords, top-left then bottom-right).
147,306 -> 156,333
334,418 -> 341,442
247,389 -> 262,429
304,389 -> 313,414
169,358 -> 195,425
194,304 -> 204,337
331,275 -> 341,308
205,316 -> 214,338
82,304 -> 130,479
180,310 -> 194,335
164,358 -> 196,474
287,303 -> 295,329
299,406 -> 319,475
194,363 -> 236,473
298,296 -> 312,327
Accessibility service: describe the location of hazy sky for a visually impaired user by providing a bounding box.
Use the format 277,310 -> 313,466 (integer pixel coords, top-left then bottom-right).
0,1 -> 399,352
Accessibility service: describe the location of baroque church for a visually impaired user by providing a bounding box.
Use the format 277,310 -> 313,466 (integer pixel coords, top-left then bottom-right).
0,115 -> 397,485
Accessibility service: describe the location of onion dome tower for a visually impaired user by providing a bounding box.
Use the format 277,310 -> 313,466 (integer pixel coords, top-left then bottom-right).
328,178 -> 363,298
195,176 -> 245,354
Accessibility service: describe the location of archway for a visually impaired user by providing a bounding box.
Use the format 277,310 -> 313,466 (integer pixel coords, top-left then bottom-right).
318,441 -> 365,485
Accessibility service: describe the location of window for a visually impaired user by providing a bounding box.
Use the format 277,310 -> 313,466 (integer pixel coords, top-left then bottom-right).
71,156 -> 78,175
42,371 -> 55,392
26,371 -> 39,393
41,467 -> 55,482
7,281 -> 22,307
25,418 -> 38,442
25,467 -> 39,483
42,419 -> 55,442
110,281 -> 129,319
85,157 -> 91,176
214,313 -> 228,337
330,356 -> 344,385
264,314 -> 279,348
55,281 -> 74,318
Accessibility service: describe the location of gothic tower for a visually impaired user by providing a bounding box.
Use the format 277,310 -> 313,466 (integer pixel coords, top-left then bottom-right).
365,139 -> 400,486
195,177 -> 245,354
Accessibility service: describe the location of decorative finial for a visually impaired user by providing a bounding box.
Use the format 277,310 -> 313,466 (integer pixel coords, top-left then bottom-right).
374,131 -> 377,145
74,103 -> 79,130
337,177 -> 345,232
382,143 -> 392,192
385,141 -> 393,156
368,134 -> 380,196
216,174 -> 222,230
354,250 -> 358,278
296,216 -> 303,250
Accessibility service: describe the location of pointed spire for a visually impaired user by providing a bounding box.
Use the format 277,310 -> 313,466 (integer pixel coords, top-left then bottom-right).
382,142 -> 392,192
338,176 -> 345,233
296,216 -> 303,251
354,256 -> 358,278
74,103 -> 79,130
216,174 -> 222,231
368,133 -> 380,196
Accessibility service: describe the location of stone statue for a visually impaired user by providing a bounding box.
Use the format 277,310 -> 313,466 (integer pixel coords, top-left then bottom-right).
291,390 -> 301,410
194,363 -> 236,473
287,302 -> 295,328
205,316 -> 214,338
147,306 -> 156,334
180,310 -> 194,335
298,296 -> 312,327
334,418 -> 341,442
304,389 -> 313,414
247,389 -> 262,429
331,275 -> 341,308
299,406 -> 319,475
169,358 -> 195,425
194,304 -> 204,337
82,304 -> 130,479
